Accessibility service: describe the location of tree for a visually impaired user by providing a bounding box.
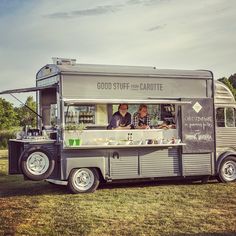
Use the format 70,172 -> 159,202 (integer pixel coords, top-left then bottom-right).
228,73 -> 236,89
218,77 -> 236,100
0,98 -> 18,130
15,96 -> 37,127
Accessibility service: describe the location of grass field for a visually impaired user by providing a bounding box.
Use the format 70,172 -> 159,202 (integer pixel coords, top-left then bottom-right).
0,150 -> 236,236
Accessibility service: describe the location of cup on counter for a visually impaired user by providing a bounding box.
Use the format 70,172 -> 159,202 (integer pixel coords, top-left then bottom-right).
146,139 -> 153,144
157,139 -> 163,144
75,139 -> 81,146
162,139 -> 168,144
69,139 -> 74,146
175,139 -> 181,144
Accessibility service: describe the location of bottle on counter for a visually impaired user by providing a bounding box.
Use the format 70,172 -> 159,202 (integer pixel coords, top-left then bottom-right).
128,133 -> 133,141
171,137 -> 175,144
42,126 -> 48,139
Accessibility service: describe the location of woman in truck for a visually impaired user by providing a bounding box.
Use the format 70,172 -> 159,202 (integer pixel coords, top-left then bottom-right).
132,104 -> 151,129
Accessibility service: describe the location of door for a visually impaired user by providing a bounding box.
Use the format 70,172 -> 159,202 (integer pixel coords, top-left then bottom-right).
109,149 -> 139,179
216,107 -> 236,149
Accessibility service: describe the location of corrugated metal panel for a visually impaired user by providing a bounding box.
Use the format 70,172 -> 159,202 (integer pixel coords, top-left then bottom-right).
110,155 -> 139,179
216,128 -> 236,148
182,153 -> 212,176
214,81 -> 235,104
110,148 -> 181,179
140,148 -> 180,177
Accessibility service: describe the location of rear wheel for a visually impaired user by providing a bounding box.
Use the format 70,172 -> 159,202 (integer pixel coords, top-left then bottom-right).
20,147 -> 55,181
68,168 -> 100,194
218,156 -> 236,182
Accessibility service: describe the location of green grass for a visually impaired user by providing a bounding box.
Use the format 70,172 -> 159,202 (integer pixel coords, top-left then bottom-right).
0,150 -> 236,236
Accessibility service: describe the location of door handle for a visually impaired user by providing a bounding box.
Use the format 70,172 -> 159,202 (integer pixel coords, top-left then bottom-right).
112,152 -> 119,159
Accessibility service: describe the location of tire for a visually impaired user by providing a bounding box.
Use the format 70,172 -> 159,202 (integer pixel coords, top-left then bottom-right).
19,147 -> 55,181
218,156 -> 236,183
68,168 -> 100,194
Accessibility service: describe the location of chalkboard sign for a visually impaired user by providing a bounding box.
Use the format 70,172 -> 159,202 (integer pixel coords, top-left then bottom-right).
181,98 -> 215,153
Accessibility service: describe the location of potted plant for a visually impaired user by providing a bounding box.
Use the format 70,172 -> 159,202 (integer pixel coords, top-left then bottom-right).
74,123 -> 87,146
64,124 -> 76,146
65,123 -> 86,146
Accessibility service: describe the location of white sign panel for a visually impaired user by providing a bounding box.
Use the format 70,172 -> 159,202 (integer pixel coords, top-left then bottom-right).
62,75 -> 208,100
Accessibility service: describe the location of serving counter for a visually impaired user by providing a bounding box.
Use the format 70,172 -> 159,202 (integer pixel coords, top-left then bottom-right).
64,143 -> 185,149
63,128 -> 182,149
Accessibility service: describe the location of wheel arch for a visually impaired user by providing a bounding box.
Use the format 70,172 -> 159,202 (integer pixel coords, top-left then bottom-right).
63,157 -> 106,181
216,151 -> 236,174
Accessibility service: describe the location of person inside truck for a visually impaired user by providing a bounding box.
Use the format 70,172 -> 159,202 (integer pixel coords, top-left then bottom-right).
132,104 -> 151,129
107,104 -> 131,129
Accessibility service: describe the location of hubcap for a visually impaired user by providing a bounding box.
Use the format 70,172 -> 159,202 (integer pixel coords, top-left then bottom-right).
26,152 -> 49,175
73,169 -> 94,191
222,161 -> 236,181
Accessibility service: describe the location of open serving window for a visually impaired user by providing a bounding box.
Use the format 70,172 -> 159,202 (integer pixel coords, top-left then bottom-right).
62,99 -> 190,148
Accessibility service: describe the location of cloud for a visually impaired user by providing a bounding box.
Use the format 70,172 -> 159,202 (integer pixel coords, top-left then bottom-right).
147,24 -> 166,31
127,0 -> 171,6
46,4 -> 123,19
126,0 -> 144,4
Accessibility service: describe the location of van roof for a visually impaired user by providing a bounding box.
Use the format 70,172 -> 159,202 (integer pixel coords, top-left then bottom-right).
36,63 -> 213,80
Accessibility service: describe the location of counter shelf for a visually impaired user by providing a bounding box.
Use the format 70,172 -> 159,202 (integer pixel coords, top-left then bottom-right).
63,128 -> 178,148
9,138 -> 56,144
64,143 -> 186,149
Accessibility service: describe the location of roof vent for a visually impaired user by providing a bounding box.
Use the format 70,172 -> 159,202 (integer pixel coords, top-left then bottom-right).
52,57 -> 76,65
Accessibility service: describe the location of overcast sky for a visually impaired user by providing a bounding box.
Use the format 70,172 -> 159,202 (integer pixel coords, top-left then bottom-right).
0,0 -> 236,105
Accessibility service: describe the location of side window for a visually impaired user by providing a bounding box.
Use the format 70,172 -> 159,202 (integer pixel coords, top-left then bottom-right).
226,108 -> 235,127
216,107 -> 236,127
216,108 -> 225,127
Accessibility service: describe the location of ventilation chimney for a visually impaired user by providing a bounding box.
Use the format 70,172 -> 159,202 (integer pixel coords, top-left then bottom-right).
52,57 -> 76,65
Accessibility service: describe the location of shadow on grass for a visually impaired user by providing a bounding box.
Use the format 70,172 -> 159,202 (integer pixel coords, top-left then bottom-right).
99,178 -> 219,190
0,178 -> 67,197
0,175 -> 219,197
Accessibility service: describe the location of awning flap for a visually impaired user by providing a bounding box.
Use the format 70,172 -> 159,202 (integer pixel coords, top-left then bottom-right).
63,98 -> 191,105
0,85 -> 57,95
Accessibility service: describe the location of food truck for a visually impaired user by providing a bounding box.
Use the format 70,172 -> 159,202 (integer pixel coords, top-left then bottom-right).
1,58 -> 236,193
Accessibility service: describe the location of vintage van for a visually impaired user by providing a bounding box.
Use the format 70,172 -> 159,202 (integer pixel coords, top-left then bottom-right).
1,58 -> 235,193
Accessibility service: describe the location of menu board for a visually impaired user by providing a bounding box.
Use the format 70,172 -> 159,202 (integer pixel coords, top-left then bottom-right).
181,98 -> 215,153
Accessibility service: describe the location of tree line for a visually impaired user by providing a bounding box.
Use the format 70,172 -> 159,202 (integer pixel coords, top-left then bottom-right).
218,73 -> 236,100
0,96 -> 36,131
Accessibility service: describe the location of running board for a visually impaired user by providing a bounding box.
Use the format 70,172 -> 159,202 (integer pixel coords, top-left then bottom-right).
45,179 -> 68,186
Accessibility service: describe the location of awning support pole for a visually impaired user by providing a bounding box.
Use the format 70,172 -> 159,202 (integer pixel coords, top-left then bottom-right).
10,93 -> 42,119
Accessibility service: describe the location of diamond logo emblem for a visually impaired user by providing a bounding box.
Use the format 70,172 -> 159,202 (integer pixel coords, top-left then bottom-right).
192,102 -> 202,113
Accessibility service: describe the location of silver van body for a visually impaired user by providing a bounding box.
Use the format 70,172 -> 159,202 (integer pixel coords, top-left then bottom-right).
1,62 -> 236,193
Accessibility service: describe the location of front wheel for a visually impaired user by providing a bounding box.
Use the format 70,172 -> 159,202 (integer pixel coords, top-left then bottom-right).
68,168 -> 100,194
218,156 -> 236,182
